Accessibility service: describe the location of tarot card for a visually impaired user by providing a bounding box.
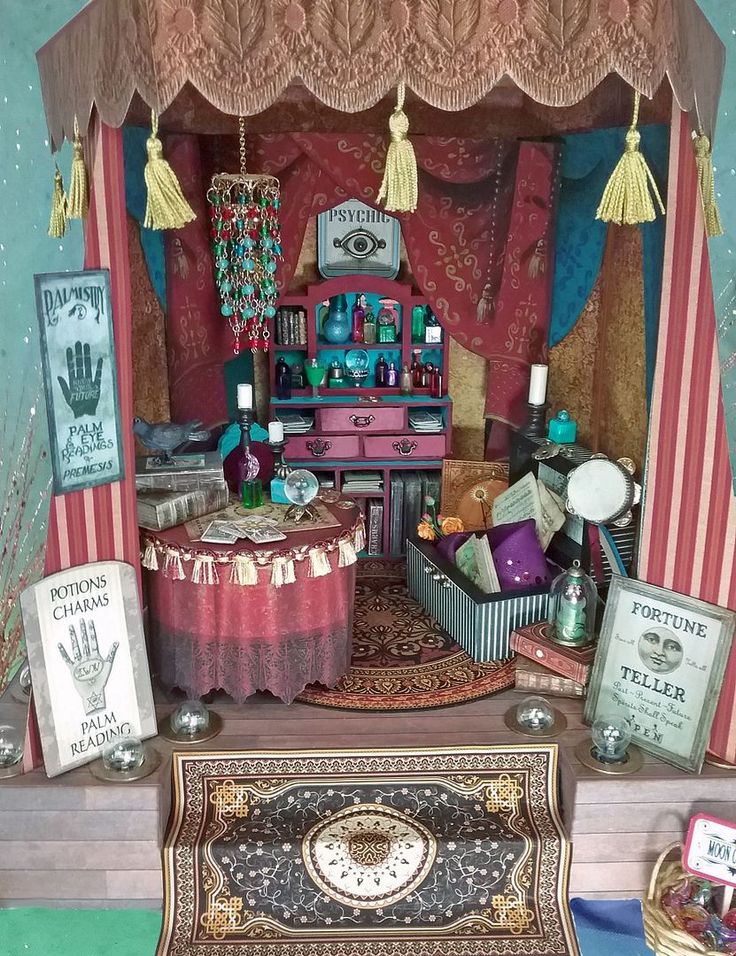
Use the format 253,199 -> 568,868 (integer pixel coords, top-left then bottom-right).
200,522 -> 239,544
241,527 -> 288,544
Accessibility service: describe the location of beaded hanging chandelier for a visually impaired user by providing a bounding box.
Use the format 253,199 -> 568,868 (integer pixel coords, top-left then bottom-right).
207,118 -> 282,354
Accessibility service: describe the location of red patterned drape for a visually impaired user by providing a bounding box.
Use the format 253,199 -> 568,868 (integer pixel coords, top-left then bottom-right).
181,134 -> 557,433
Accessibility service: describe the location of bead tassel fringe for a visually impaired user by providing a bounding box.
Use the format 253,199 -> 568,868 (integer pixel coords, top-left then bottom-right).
377,82 -> 418,213
141,541 -> 159,571
309,548 -> 332,578
694,132 -> 724,238
338,538 -> 357,567
66,117 -> 89,220
596,91 -> 665,226
230,554 -> 258,586
48,166 -> 67,238
144,111 -> 196,231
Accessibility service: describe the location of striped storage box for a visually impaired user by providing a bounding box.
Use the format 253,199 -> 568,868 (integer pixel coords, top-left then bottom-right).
407,540 -> 550,662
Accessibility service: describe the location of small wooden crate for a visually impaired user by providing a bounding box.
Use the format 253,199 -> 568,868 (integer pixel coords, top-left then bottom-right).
643,843 -> 722,956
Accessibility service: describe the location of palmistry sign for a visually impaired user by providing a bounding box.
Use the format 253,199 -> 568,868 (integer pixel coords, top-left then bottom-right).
20,561 -> 156,777
34,269 -> 124,494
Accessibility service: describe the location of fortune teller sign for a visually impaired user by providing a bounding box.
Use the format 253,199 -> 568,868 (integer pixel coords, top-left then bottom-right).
19,561 -> 156,777
34,269 -> 124,494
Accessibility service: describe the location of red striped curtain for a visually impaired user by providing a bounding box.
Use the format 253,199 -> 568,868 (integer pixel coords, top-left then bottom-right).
638,106 -> 736,763
43,120 -> 140,584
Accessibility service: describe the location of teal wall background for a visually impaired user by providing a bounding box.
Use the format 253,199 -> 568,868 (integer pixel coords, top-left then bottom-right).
0,1 -> 86,685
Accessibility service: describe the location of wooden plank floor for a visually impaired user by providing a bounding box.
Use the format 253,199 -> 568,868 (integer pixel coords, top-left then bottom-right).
3,679 -> 736,906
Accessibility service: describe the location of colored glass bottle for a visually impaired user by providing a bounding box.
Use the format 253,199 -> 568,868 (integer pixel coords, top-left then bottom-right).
399,363 -> 413,396
323,293 -> 350,344
375,354 -> 388,387
386,362 -> 398,387
351,294 -> 366,342
411,349 -> 423,388
362,304 -> 377,344
411,304 -> 426,343
275,356 -> 292,399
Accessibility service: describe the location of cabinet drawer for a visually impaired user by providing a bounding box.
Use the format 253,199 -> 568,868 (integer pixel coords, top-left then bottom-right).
363,434 -> 446,459
318,406 -> 405,433
288,435 -> 360,460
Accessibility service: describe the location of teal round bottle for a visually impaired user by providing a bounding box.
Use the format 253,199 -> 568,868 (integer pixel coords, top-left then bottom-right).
323,294 -> 351,344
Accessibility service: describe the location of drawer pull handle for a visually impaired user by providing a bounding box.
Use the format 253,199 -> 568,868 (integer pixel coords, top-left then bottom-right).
306,438 -> 332,458
349,414 -> 375,428
393,439 -> 418,457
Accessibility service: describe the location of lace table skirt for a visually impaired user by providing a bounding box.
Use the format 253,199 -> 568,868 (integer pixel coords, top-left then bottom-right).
146,562 -> 356,704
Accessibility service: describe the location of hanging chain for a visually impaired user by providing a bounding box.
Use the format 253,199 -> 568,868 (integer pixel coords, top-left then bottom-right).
239,116 -> 247,177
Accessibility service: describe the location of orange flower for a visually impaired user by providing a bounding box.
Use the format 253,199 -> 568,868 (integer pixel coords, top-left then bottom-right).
441,516 -> 465,535
417,521 -> 437,541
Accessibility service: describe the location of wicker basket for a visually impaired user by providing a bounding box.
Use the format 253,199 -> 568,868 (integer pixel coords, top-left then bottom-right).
642,842 -> 723,956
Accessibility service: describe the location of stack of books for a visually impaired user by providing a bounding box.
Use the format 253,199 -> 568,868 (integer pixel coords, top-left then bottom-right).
275,411 -> 314,434
510,620 -> 596,698
408,410 -> 443,433
135,453 -> 229,532
342,471 -> 383,494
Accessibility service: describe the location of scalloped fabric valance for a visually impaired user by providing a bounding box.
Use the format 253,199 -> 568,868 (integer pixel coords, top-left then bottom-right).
37,0 -> 724,152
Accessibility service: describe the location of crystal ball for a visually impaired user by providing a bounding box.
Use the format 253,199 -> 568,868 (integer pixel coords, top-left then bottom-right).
284,469 -> 319,507
171,700 -> 210,737
101,736 -> 145,773
516,696 -> 554,731
0,724 -> 23,768
591,714 -> 632,763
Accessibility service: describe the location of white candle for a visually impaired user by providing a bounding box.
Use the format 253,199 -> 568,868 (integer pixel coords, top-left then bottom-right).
268,421 -> 284,444
528,364 -> 548,406
237,383 -> 253,409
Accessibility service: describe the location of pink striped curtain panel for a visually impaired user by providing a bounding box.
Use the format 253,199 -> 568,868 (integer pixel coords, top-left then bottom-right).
43,120 -> 140,583
638,106 -> 736,764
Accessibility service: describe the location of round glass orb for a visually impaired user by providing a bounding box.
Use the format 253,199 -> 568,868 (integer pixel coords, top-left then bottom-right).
284,469 -> 319,507
101,736 -> 145,773
516,696 -> 555,732
171,700 -> 210,737
0,724 -> 23,768
591,714 -> 632,764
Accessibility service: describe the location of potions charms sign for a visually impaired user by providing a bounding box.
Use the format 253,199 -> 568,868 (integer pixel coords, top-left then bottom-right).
34,270 -> 124,494
19,561 -> 156,777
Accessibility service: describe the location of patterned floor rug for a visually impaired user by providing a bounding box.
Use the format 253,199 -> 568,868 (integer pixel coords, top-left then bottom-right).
157,745 -> 579,956
295,559 -> 515,710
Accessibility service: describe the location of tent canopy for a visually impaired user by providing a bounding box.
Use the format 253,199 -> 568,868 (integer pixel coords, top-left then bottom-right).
37,0 -> 724,150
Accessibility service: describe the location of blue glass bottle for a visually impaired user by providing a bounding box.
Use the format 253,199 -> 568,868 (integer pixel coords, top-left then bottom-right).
323,294 -> 351,344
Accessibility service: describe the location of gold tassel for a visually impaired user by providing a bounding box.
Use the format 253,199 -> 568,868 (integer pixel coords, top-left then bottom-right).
66,116 -> 89,220
48,165 -> 67,238
143,111 -> 196,231
596,91 -> 665,226
377,82 -> 418,213
694,132 -> 724,238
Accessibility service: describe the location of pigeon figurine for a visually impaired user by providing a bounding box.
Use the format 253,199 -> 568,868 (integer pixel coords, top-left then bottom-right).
133,417 -> 211,461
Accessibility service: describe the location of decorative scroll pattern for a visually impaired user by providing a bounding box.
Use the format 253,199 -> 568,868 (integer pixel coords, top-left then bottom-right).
38,0 -> 723,151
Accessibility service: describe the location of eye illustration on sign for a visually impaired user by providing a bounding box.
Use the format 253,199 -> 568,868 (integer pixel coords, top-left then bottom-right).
334,228 -> 386,260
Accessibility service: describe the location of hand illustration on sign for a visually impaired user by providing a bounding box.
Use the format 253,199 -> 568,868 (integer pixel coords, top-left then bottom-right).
58,619 -> 118,715
57,341 -> 104,418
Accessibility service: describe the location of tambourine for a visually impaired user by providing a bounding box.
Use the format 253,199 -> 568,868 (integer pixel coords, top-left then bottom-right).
565,456 -> 641,527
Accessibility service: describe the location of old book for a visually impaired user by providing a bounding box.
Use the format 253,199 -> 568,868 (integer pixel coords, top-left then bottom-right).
514,658 -> 585,698
367,498 -> 384,555
510,619 -> 596,685
389,471 -> 405,556
135,452 -> 224,492
455,534 -> 500,594
137,482 -> 229,532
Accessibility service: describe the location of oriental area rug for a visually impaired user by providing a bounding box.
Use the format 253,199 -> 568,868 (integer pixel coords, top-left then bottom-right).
157,746 -> 579,956
295,559 -> 515,710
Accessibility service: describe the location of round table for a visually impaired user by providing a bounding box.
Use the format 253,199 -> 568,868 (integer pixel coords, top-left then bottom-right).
141,501 -> 363,703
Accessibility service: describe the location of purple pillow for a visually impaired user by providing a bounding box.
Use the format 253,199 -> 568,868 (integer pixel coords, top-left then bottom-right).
435,531 -> 472,564
488,518 -> 551,591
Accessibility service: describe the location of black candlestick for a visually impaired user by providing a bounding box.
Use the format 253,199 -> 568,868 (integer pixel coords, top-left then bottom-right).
238,405 -> 255,454
522,402 -> 547,439
266,438 -> 291,479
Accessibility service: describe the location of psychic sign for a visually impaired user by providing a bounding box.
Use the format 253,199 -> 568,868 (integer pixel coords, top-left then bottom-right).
585,576 -> 735,773
34,269 -> 124,494
684,814 -> 736,890
318,199 -> 400,278
20,561 -> 156,777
